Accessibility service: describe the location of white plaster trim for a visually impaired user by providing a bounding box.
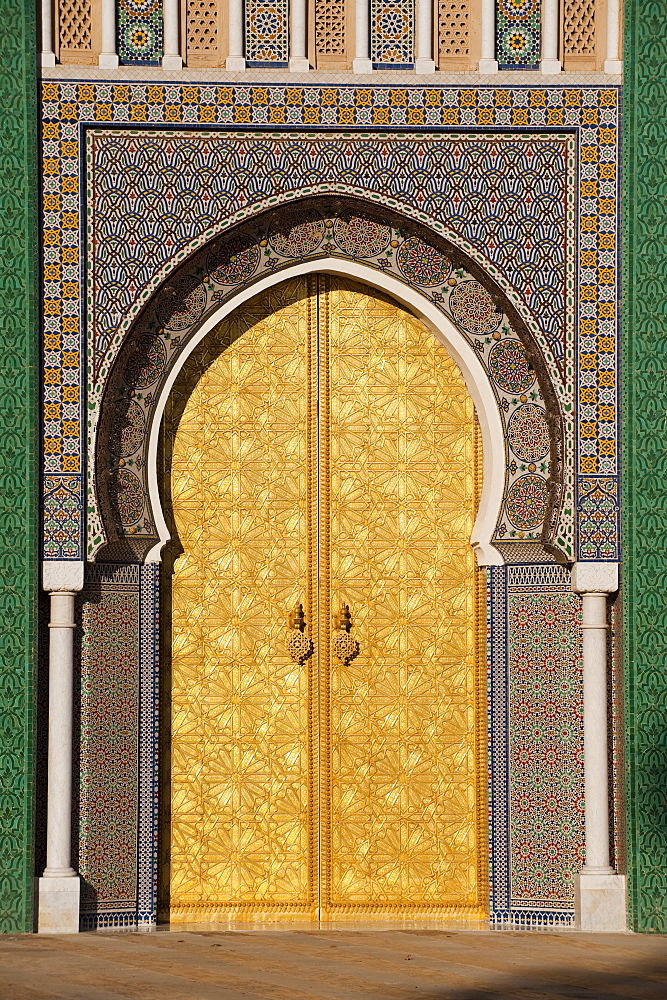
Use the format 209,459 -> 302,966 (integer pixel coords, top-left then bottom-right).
43,560 -> 84,592
144,259 -> 506,567
571,561 -> 619,595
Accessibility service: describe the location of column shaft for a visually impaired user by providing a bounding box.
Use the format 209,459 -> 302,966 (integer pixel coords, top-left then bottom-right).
289,0 -> 309,71
226,0 -> 246,70
162,0 -> 183,70
478,0 -> 498,72
41,0 -> 56,66
43,592 -> 77,878
415,0 -> 435,73
581,592 -> 613,874
353,0 -> 373,73
540,0 -> 561,74
604,0 -> 623,74
99,0 -> 119,68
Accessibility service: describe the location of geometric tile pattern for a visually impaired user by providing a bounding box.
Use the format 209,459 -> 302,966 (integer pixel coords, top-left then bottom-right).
0,0 -> 38,935
489,564 -> 585,925
79,564 -> 140,929
78,563 -> 159,930
623,0 -> 667,934
87,131 -> 573,375
576,476 -> 619,561
371,0 -> 415,68
39,83 -> 620,566
497,0 -> 541,70
94,196 -> 560,558
137,563 -> 159,926
118,0 -> 163,65
246,0 -> 289,65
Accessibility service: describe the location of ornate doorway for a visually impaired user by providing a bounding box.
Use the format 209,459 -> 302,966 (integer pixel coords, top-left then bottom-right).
162,275 -> 487,923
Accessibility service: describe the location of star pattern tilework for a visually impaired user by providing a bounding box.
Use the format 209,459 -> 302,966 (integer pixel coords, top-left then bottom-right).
40,82 -> 619,561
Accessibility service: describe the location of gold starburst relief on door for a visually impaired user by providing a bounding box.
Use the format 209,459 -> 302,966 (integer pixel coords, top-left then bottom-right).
166,276 -> 487,922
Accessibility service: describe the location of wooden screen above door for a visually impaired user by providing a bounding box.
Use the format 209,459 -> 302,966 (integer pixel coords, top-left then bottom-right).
164,275 -> 487,923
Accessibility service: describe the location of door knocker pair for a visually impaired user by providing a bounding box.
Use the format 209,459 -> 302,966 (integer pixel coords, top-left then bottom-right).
287,602 -> 360,665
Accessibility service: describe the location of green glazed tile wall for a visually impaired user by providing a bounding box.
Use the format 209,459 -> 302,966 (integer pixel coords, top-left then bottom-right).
0,0 -> 38,933
623,0 -> 667,934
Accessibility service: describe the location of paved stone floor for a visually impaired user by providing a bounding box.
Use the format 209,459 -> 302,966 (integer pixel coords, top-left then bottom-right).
0,929 -> 665,1000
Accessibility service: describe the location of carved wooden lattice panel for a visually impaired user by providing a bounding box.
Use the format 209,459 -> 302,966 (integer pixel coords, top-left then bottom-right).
314,0 -> 349,68
185,0 -> 224,65
57,0 -> 102,63
563,0 -> 598,69
438,0 -> 470,66
168,276 -> 486,921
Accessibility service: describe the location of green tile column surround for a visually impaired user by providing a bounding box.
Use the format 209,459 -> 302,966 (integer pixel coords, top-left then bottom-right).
0,0 -> 38,933
623,0 -> 667,934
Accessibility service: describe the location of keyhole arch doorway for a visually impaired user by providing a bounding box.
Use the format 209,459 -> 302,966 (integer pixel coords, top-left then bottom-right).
160,271 -> 489,924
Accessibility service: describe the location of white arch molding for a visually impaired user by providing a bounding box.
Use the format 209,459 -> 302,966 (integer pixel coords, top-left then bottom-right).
142,259 -> 507,567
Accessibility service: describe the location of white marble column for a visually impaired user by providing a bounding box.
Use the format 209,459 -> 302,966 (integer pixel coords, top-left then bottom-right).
41,0 -> 56,67
289,0 -> 309,70
226,0 -> 246,70
540,0 -> 561,74
99,0 -> 119,68
415,0 -> 435,73
604,0 -> 623,74
38,562 -> 84,934
162,0 -> 183,70
353,0 -> 373,73
571,563 -> 626,931
478,0 -> 498,73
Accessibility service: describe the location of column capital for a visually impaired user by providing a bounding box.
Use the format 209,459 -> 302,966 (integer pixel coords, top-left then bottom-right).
43,560 -> 84,593
571,562 -> 618,595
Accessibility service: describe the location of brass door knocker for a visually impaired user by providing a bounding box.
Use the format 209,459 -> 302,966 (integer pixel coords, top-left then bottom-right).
286,603 -> 314,664
332,602 -> 360,665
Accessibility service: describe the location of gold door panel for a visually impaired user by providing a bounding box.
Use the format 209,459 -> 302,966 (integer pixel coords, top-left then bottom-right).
325,280 -> 484,917
167,275 -> 486,923
167,279 -> 318,920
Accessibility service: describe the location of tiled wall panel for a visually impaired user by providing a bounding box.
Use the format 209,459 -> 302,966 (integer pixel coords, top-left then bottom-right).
0,0 -> 38,935
623,0 -> 667,934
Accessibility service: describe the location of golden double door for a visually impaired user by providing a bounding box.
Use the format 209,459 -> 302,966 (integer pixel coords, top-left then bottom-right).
166,276 -> 486,922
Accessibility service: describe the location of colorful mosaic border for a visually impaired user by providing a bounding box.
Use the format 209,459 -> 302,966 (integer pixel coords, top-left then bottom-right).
623,0 -> 667,934
118,0 -> 163,66
78,562 -> 159,929
371,0 -> 415,68
496,0 -> 541,71
246,0 -> 289,66
489,563 -> 584,925
0,0 -> 38,935
90,189 -> 563,558
40,82 -> 620,567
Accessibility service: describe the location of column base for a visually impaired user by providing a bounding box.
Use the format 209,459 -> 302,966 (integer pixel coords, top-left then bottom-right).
575,873 -> 627,931
37,876 -> 80,934
98,52 -> 119,69
289,58 -> 310,73
225,55 -> 246,71
41,52 -> 56,68
162,54 -> 183,71
352,58 -> 373,74
540,58 -> 562,75
415,58 -> 436,74
604,59 -> 623,75
477,58 -> 499,74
